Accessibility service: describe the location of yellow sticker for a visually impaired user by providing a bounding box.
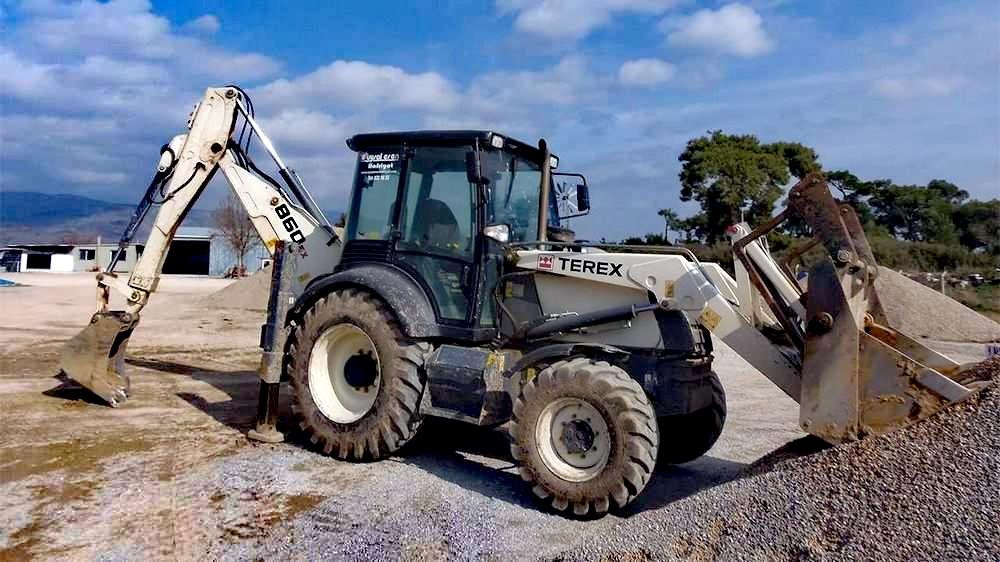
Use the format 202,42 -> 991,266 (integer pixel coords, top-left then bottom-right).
664,280 -> 675,298
504,282 -> 513,298
485,351 -> 505,371
700,306 -> 722,330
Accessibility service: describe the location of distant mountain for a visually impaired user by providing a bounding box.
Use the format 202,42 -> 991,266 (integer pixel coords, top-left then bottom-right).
0,191 -> 343,245
0,191 -> 213,244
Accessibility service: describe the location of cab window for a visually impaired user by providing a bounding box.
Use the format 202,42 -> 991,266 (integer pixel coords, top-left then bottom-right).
345,146 -> 403,241
481,147 -> 542,243
397,146 -> 476,259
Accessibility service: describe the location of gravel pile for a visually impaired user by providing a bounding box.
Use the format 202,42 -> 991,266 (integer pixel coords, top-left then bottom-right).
565,359 -> 1000,561
204,266 -> 271,311
876,266 -> 1000,343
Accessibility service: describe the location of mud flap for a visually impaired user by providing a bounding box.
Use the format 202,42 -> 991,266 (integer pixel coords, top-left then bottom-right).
60,311 -> 138,407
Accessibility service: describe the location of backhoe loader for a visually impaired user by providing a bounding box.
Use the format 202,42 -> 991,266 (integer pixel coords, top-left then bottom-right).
60,86 -> 991,517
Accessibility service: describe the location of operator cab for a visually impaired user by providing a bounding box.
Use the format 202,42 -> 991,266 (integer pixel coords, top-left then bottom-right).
341,130 -> 589,339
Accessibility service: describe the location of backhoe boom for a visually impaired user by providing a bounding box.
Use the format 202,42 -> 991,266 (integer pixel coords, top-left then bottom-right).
60,86 -> 339,406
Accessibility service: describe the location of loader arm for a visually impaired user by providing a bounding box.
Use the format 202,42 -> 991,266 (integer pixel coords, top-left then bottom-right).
61,86 -> 339,406
512,175 -> 988,443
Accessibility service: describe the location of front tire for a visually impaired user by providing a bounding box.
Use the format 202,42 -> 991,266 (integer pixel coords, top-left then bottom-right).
286,288 -> 426,461
510,357 -> 659,517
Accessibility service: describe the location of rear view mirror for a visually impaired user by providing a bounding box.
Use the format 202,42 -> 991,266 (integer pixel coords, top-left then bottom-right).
552,173 -> 590,219
483,224 -> 510,243
576,183 -> 590,212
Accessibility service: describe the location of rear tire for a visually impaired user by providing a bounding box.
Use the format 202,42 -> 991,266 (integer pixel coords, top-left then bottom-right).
657,372 -> 726,465
286,288 -> 426,461
510,357 -> 658,517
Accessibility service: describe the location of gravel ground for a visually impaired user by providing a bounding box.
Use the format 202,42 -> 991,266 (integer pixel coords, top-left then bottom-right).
0,273 -> 801,560
3,273 -> 997,561
876,267 -> 1000,343
562,359 -> 1000,561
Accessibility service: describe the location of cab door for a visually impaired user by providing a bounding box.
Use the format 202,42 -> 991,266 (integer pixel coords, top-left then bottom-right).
394,143 -> 481,325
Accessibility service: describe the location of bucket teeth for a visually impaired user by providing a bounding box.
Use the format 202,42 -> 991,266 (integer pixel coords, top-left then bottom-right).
60,312 -> 138,407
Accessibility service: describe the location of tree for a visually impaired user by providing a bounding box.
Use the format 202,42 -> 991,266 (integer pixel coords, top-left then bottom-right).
678,215 -> 707,243
824,170 -> 884,226
867,180 -> 968,244
213,193 -> 258,275
678,131 -> 820,242
657,208 -> 681,242
954,199 -> 1000,254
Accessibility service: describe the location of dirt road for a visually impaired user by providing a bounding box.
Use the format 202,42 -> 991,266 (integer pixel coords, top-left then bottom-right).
0,273 -> 988,560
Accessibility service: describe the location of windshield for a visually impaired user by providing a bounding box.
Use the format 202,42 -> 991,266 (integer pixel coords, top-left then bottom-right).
482,147 -> 559,242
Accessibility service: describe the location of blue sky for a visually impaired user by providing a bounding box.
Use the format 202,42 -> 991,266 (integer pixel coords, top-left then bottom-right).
1,0 -> 997,240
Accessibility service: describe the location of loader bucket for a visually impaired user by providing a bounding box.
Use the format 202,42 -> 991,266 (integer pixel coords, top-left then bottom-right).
60,311 -> 138,407
796,260 -> 988,442
734,173 -> 993,443
784,174 -> 992,443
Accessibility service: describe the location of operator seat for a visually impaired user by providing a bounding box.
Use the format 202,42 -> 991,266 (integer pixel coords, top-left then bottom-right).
413,198 -> 461,250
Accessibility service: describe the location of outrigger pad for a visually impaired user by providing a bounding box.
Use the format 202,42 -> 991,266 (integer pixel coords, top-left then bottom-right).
60,311 -> 138,407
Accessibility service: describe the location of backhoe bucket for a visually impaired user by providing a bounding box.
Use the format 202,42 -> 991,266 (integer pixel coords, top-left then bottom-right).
60,311 -> 138,407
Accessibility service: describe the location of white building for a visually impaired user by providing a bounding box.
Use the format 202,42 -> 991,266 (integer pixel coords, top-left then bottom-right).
0,243 -> 142,273
0,227 -> 266,276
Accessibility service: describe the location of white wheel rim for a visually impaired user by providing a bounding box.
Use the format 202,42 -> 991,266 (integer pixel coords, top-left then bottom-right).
308,324 -> 381,424
535,397 -> 611,482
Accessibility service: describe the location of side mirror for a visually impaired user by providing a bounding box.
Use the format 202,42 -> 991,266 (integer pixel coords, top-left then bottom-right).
483,224 -> 510,243
552,173 -> 591,219
576,183 -> 590,213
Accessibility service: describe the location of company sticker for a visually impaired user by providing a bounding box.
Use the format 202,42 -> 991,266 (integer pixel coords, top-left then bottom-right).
359,151 -> 401,182
538,254 -> 554,270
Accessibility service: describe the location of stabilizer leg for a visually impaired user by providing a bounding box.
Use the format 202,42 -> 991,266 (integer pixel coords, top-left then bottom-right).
248,242 -> 293,443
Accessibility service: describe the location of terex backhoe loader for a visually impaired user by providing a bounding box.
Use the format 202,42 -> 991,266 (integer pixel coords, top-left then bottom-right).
61,87 -> 990,517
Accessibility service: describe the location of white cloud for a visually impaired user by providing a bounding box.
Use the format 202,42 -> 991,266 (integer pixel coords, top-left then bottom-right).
256,109 -> 358,153
498,0 -> 683,40
0,0 -> 280,201
618,58 -> 676,86
21,0 -> 174,58
871,76 -> 963,99
75,56 -> 162,84
12,0 -> 279,78
184,14 -> 220,34
59,169 -> 130,185
0,48 -> 59,99
663,3 -> 774,57
467,55 -> 593,109
255,60 -> 461,113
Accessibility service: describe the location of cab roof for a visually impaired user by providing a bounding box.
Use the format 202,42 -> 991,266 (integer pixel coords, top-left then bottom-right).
346,130 -> 545,160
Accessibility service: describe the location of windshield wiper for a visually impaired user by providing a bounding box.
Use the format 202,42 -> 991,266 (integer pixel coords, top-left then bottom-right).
504,158 -> 517,207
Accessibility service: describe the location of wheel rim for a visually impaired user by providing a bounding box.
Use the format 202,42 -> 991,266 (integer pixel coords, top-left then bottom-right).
535,397 -> 611,482
308,323 -> 381,424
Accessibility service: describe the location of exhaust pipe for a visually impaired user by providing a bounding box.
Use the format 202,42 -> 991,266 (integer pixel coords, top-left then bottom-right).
60,311 -> 138,406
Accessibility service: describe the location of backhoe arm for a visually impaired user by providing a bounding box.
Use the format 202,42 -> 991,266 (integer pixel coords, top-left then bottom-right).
61,86 -> 337,406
